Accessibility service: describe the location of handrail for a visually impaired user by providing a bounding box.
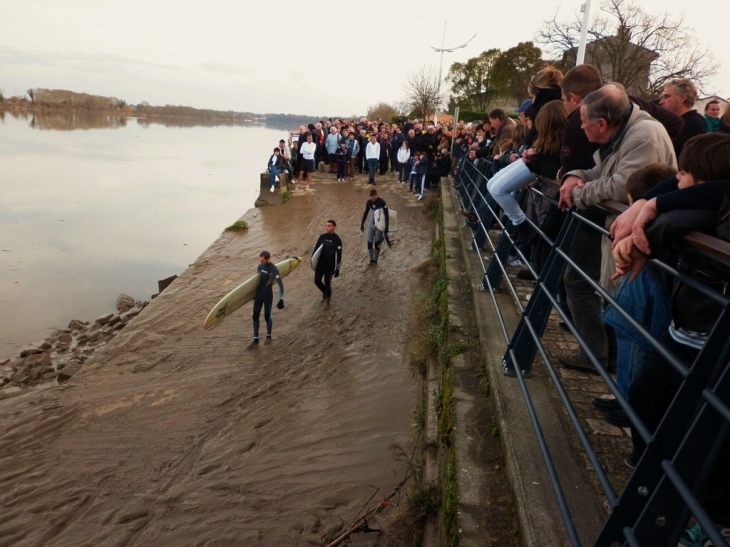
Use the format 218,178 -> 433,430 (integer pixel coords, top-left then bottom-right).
453,158 -> 730,547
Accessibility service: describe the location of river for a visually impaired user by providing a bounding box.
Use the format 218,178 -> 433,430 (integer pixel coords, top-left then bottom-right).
0,111 -> 286,356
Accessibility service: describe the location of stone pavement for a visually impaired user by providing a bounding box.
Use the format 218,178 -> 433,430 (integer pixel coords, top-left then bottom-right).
443,179 -> 633,546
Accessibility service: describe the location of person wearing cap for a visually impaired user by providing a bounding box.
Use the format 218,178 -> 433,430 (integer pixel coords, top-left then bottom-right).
514,99 -> 532,125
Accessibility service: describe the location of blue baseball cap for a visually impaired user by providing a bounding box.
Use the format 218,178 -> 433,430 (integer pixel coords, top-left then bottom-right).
514,99 -> 533,114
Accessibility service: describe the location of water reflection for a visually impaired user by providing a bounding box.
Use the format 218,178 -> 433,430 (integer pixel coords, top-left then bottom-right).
0,109 -> 317,132
0,114 -> 289,354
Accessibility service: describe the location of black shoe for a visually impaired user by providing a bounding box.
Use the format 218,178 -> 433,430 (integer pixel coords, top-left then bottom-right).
558,321 -> 571,333
516,269 -> 535,281
557,350 -> 615,375
513,221 -> 535,247
592,397 -> 620,412
625,453 -> 639,469
605,408 -> 631,428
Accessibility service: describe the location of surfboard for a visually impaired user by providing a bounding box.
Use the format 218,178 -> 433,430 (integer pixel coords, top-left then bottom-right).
374,208 -> 397,232
203,256 -> 302,330
311,244 -> 323,271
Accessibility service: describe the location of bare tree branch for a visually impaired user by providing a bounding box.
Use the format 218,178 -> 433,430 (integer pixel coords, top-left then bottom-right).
402,66 -> 444,120
537,0 -> 715,98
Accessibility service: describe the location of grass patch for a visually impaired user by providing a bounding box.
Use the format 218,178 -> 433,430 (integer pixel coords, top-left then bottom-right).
223,220 -> 248,232
281,190 -> 292,203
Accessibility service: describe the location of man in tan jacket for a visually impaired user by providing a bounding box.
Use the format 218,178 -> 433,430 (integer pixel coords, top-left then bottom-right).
556,84 -> 676,374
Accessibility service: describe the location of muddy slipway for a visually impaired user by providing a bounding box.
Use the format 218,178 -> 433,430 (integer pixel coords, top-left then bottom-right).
0,176 -> 433,546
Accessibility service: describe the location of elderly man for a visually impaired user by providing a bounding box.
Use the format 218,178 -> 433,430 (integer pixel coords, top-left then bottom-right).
555,65 -> 683,380
557,84 -> 676,374
658,78 -> 706,157
325,127 -> 342,174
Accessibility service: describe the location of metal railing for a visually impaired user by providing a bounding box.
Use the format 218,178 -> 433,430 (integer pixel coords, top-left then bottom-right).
452,156 -> 730,546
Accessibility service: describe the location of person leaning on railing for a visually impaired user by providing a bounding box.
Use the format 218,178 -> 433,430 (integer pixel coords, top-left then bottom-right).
609,132 -> 730,542
556,83 -> 677,374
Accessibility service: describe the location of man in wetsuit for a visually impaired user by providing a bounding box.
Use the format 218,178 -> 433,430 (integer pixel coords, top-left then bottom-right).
312,219 -> 343,310
249,251 -> 284,348
360,188 -> 389,265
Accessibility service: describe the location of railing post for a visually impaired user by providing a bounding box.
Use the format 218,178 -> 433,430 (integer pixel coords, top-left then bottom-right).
501,211 -> 582,375
594,309 -> 730,546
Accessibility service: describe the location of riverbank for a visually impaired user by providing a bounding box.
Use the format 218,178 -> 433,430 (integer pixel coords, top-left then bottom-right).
0,171 -> 437,545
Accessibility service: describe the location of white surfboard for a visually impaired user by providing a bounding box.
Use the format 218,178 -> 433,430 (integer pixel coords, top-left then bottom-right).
311,244 -> 323,271
374,208 -> 397,232
203,256 -> 302,330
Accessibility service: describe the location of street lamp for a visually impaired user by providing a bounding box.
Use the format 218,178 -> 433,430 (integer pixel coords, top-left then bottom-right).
431,21 -> 476,122
576,0 -> 593,65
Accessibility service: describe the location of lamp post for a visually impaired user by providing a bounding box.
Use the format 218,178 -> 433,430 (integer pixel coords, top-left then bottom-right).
431,21 -> 476,123
576,0 -> 592,65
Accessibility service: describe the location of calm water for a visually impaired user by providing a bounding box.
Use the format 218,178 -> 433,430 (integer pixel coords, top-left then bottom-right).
0,111 -> 287,355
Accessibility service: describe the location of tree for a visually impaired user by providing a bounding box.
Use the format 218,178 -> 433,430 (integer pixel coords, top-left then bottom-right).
366,102 -> 400,122
492,42 -> 544,104
446,49 -> 502,112
402,66 -> 444,120
537,0 -> 713,98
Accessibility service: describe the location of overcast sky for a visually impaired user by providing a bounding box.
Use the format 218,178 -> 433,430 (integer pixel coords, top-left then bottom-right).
1,0 -> 725,117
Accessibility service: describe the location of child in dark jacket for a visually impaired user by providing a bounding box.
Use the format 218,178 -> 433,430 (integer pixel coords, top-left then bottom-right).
336,141 -> 349,182
408,153 -> 420,194
414,153 -> 430,200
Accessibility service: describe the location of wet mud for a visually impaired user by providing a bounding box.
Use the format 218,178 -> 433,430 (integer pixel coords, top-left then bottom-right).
0,173 -> 433,546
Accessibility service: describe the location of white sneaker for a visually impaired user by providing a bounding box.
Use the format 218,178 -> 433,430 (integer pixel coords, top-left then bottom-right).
270,186 -> 275,193
275,176 -> 280,183
417,194 -> 423,201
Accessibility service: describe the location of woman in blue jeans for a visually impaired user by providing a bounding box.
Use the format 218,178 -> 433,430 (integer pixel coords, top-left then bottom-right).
487,66 -> 563,244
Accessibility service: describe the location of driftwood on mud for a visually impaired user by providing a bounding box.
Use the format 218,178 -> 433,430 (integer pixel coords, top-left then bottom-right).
324,473 -> 411,547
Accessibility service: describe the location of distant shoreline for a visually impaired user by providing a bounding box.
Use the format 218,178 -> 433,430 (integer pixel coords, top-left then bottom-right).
0,102 -> 267,123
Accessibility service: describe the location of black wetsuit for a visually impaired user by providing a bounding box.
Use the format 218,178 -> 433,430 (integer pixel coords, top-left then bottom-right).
252,262 -> 284,338
360,197 -> 389,263
313,232 -> 343,300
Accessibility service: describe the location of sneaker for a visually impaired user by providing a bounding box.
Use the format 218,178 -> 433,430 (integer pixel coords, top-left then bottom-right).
247,339 -> 259,349
263,337 -> 272,345
624,454 -> 639,469
322,299 -> 330,310
680,522 -> 730,547
416,194 -> 423,200
507,257 -> 525,268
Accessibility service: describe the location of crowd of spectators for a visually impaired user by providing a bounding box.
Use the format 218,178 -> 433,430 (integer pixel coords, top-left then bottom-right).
266,117 -> 455,197
452,62 -> 730,546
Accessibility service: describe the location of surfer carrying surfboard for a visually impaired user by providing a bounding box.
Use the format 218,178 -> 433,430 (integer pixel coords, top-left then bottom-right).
312,220 -> 343,310
360,189 -> 389,265
249,251 -> 285,348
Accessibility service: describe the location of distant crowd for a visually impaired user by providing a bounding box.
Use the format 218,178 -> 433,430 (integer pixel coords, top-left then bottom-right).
265,117 -> 452,199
